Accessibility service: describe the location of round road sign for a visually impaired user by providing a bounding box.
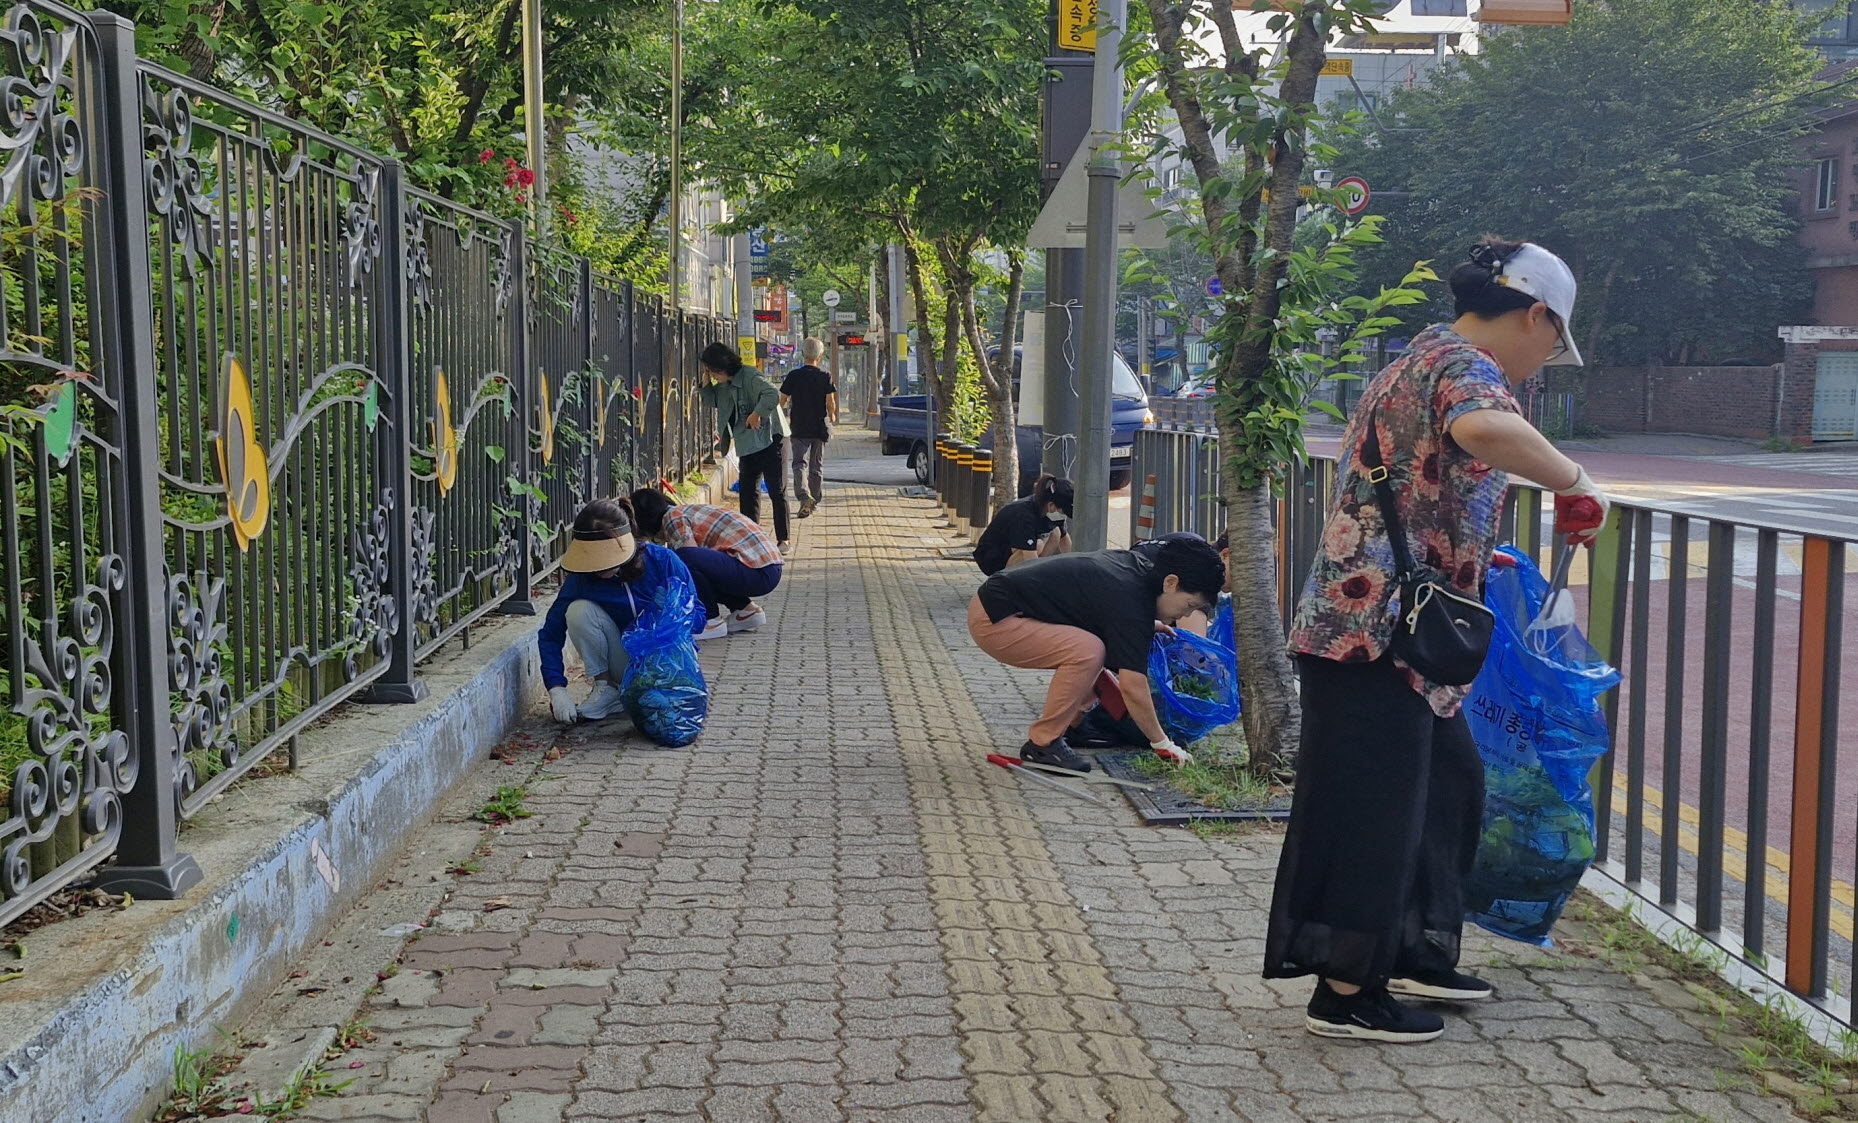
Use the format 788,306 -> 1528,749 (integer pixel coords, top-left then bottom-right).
1335,176 -> 1371,215
822,289 -> 842,308
1205,275 -> 1222,297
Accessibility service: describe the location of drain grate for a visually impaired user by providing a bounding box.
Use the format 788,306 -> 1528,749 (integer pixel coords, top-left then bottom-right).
1092,750 -> 1292,825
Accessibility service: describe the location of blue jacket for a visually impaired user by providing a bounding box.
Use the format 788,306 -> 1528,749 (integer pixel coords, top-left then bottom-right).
537,543 -> 704,688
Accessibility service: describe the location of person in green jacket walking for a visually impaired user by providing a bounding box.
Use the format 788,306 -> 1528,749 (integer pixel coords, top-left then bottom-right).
699,342 -> 790,551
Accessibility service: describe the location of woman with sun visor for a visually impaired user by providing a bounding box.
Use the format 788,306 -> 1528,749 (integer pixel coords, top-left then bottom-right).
537,498 -> 706,724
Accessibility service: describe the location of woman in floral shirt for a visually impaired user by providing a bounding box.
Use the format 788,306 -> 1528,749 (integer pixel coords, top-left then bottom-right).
1264,240 -> 1611,1043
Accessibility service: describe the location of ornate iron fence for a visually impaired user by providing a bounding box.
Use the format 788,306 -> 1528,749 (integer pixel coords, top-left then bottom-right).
0,0 -> 730,927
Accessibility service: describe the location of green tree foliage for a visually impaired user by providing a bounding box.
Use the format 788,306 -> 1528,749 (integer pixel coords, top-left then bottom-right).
1327,0 -> 1827,363
93,0 -> 679,286
687,0 -> 1042,502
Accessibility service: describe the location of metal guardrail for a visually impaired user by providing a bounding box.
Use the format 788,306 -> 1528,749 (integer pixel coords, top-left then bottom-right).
0,0 -> 725,926
1133,425 -> 1858,1027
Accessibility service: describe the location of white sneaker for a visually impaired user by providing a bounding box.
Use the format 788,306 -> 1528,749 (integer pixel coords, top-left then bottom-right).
778,540 -> 792,557
728,605 -> 767,634
697,615 -> 729,641
578,681 -> 624,721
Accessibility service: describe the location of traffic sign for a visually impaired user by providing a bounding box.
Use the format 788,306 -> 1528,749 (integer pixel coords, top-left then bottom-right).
822,289 -> 842,308
833,311 -> 857,323
1335,176 -> 1371,215
1058,0 -> 1096,51
1205,275 -> 1222,297
1320,58 -> 1353,78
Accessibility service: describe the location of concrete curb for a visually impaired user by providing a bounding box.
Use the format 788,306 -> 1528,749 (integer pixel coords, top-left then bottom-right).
0,608 -> 547,1123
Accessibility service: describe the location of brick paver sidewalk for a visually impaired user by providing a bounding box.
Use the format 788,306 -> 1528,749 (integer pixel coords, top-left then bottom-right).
272,444 -> 1804,1123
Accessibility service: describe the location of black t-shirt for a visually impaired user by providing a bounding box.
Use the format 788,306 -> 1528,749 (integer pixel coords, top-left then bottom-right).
972,497 -> 1062,576
780,365 -> 836,440
977,551 -> 1158,674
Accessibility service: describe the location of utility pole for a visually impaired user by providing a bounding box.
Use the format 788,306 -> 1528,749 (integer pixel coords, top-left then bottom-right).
887,243 -> 907,396
735,232 -> 755,357
1041,4 -> 1095,487
1136,295 -> 1151,393
521,0 -> 546,227
1072,0 -> 1124,552
668,0 -> 684,310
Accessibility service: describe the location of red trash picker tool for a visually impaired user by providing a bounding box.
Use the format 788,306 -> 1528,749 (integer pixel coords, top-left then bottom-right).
985,754 -> 1109,805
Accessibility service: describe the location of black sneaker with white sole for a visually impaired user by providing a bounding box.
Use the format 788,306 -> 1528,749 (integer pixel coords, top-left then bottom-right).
1387,968 -> 1492,1002
1021,737 -> 1093,773
1305,982 -> 1445,1043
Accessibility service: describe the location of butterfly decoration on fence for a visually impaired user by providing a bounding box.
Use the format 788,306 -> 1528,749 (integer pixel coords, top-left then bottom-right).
433,367 -> 460,495
538,368 -> 556,465
216,354 -> 271,550
37,378 -> 78,467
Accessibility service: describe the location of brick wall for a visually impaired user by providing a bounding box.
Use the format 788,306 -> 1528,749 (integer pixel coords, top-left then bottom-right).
1575,367 -> 1649,432
1573,364 -> 1798,441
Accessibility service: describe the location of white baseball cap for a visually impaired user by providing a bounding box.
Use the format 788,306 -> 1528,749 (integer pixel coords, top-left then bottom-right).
1493,243 -> 1584,367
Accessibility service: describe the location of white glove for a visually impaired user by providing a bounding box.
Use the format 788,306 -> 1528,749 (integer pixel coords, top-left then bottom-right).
1152,740 -> 1194,767
549,686 -> 579,724
1552,465 -> 1611,547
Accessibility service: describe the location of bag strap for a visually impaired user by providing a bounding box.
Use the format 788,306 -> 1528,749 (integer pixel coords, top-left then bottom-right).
1358,404 -> 1420,581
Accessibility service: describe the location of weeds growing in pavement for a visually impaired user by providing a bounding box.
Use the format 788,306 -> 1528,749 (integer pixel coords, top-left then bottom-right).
164,1040 -> 232,1118
251,1063 -> 354,1117
474,784 -> 532,825
1563,892 -> 1858,1118
1184,817 -> 1281,842
1134,738 -> 1285,811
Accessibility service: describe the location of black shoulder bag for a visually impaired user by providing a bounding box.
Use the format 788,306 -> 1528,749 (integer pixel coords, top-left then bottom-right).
1360,408 -> 1495,686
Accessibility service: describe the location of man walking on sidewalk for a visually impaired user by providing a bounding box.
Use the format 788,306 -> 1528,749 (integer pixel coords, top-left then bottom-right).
782,338 -> 837,519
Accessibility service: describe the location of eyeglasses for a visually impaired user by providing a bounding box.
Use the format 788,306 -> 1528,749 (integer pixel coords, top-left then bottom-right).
1545,311 -> 1569,364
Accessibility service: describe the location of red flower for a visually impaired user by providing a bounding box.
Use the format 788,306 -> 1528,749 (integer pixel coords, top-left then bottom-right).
505,156 -> 519,169
516,168 -> 536,187
631,384 -> 644,401
478,148 -> 495,164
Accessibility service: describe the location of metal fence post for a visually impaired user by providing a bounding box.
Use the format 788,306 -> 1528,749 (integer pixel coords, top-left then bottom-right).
581,258 -> 598,499
499,226 -> 539,615
363,159 -> 429,703
89,12 -> 204,900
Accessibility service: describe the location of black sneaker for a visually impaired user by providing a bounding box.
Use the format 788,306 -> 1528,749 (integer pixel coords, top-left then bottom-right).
1305,982 -> 1445,1043
1387,968 -> 1493,1002
1021,737 -> 1093,773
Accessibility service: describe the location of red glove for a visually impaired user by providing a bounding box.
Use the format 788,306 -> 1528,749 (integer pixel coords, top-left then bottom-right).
1553,465 -> 1610,547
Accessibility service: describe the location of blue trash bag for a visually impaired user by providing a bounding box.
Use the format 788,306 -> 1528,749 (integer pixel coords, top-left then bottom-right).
617,581 -> 710,747
1147,627 -> 1242,745
1212,594 -> 1234,650
1463,546 -> 1621,945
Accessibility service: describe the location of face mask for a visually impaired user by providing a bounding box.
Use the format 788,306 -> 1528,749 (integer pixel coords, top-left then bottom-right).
1047,510 -> 1067,523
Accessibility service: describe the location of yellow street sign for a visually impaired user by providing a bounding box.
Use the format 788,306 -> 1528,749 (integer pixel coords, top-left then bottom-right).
1058,0 -> 1096,52
1259,185 -> 1319,202
1321,58 -> 1354,77
737,335 -> 757,360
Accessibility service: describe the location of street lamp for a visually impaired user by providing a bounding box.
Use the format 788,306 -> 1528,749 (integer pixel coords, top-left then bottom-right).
522,0 -> 546,225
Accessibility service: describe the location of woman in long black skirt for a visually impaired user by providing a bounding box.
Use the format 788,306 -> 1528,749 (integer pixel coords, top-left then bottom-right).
1265,239 -> 1611,1042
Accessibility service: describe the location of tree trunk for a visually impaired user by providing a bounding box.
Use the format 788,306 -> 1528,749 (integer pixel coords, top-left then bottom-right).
948,244 -> 1023,509
900,237 -> 955,422
1225,477 -> 1299,781
872,249 -> 892,415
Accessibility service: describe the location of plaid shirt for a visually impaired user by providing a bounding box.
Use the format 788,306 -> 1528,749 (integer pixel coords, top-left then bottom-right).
663,504 -> 783,568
